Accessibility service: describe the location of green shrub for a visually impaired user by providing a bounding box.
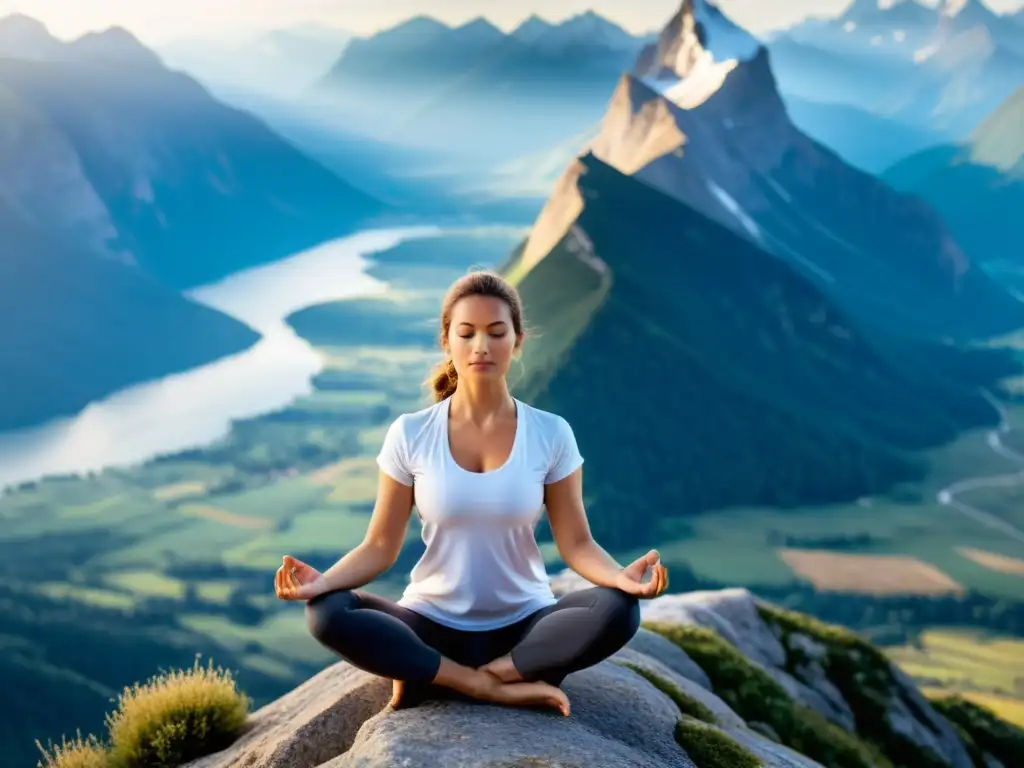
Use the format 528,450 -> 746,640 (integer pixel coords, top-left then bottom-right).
643,621 -> 886,768
757,603 -> 950,768
930,695 -> 1024,768
105,656 -> 250,768
620,662 -> 717,723
35,732 -> 109,768
674,720 -> 763,768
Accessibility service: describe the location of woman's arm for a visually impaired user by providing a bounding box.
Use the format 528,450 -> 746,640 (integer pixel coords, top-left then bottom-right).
318,471 -> 414,592
545,467 -> 627,588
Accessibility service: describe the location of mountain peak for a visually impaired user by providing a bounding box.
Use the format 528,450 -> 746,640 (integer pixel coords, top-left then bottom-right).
67,26 -> 164,67
451,16 -> 505,42
0,12 -> 62,59
634,0 -> 762,109
635,0 -> 761,82
511,14 -> 555,44
382,15 -> 450,37
0,11 -> 48,33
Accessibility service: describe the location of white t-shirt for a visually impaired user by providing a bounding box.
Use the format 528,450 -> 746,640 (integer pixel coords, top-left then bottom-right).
376,396 -> 584,630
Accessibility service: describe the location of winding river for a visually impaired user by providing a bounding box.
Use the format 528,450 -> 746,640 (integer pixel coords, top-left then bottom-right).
937,390 -> 1024,545
0,226 -> 440,491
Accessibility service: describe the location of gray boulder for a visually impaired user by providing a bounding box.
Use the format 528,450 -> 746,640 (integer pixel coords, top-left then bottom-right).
184,632 -> 822,768
183,577 -> 982,768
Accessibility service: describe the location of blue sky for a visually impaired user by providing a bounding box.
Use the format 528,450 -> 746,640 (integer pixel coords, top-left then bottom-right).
1,0 -> 1022,44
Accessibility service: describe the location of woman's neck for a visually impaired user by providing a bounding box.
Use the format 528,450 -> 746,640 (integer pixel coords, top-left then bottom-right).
449,381 -> 514,425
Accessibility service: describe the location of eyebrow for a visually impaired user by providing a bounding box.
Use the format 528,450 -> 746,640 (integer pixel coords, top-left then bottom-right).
457,321 -> 507,327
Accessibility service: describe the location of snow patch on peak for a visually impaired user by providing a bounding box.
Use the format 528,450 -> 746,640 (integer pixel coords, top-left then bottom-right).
656,50 -> 739,108
637,0 -> 760,110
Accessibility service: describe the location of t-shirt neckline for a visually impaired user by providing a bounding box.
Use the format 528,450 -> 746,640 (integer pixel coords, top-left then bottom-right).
442,396 -> 522,476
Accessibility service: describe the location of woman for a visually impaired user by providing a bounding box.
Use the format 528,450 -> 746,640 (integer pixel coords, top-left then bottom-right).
274,271 -> 669,717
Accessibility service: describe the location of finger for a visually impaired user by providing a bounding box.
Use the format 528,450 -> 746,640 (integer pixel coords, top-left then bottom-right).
644,566 -> 662,598
656,565 -> 667,596
621,557 -> 645,580
652,567 -> 665,595
278,569 -> 294,599
274,566 -> 284,597
661,565 -> 670,595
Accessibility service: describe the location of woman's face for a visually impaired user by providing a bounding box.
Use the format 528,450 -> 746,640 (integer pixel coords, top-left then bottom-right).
446,294 -> 521,383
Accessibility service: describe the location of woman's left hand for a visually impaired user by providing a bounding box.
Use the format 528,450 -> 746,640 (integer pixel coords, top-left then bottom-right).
615,549 -> 669,599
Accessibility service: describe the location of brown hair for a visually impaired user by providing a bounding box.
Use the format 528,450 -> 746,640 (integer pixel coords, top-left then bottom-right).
427,271 -> 526,402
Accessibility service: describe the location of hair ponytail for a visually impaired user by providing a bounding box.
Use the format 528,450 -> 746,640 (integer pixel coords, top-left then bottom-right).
430,358 -> 459,403
425,271 -> 526,404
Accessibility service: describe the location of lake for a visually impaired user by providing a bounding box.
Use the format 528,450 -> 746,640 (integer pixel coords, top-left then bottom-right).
0,226 -> 440,490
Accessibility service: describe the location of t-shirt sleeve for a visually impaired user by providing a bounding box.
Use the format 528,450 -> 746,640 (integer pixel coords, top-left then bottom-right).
376,416 -> 414,486
545,416 -> 584,484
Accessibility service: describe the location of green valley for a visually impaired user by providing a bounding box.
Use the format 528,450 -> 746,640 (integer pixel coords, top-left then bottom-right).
4,228 -> 1024,766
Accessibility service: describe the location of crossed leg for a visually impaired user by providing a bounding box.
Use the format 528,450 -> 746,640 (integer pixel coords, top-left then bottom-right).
304,589 -> 572,713
483,586 -> 641,686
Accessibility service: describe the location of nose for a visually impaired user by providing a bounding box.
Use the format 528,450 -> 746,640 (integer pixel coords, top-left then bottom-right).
471,334 -> 489,356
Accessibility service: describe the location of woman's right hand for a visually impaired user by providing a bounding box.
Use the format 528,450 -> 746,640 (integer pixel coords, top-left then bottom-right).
274,555 -> 328,601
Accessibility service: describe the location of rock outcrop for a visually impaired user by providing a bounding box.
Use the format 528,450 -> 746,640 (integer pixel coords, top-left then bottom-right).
184,574 -> 1001,768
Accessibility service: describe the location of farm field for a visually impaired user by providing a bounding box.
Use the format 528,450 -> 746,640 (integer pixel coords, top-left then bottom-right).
886,629 -> 1024,727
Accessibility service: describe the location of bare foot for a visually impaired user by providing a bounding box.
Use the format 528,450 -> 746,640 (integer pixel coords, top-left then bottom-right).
485,679 -> 571,717
480,654 -> 523,684
433,659 -> 571,716
389,679 -> 406,710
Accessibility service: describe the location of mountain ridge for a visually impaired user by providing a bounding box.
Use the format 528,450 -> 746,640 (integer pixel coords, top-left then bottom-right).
315,11 -> 649,159
0,15 -> 383,430
505,150 -> 1014,544
0,15 -> 385,290
766,0 -> 1024,145
882,87 -> 1024,271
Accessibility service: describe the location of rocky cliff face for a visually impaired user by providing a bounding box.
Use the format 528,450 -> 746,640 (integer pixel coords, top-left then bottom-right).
183,578 -> 1012,768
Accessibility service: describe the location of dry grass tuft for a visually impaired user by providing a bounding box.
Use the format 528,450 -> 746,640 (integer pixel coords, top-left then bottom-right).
35,732 -> 109,768
104,655 -> 250,768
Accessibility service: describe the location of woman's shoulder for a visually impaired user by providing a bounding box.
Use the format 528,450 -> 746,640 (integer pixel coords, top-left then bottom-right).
517,400 -> 574,438
386,400 -> 447,445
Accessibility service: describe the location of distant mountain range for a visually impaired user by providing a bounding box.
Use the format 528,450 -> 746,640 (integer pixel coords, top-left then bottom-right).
767,0 -> 1024,165
882,86 -> 1024,274
158,23 -> 353,98
501,0 -> 1024,545
0,14 -> 385,431
316,13 -> 654,162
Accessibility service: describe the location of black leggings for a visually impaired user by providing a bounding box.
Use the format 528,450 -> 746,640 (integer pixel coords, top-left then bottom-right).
305,586 -> 640,688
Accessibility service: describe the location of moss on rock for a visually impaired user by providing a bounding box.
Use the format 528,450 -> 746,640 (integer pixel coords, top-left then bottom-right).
674,720 -> 764,768
930,695 -> 1024,768
756,603 -> 951,768
620,662 -> 717,724
643,620 -> 887,768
